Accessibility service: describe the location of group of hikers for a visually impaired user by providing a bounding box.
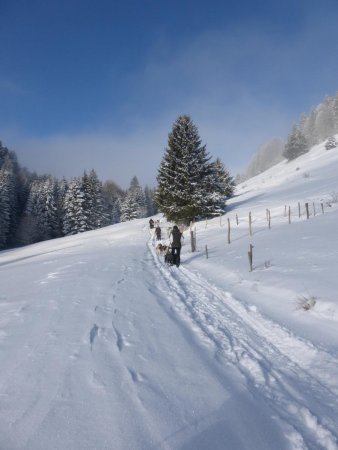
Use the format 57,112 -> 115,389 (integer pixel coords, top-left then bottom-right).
149,218 -> 183,267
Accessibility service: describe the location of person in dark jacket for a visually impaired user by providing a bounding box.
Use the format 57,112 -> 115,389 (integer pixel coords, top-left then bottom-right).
170,225 -> 183,267
149,218 -> 154,229
155,225 -> 162,240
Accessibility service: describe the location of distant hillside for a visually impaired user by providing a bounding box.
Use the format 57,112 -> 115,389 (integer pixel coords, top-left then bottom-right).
241,90 -> 338,182
244,137 -> 284,180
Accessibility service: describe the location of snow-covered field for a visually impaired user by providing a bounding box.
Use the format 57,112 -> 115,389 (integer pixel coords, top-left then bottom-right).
1,142 -> 338,450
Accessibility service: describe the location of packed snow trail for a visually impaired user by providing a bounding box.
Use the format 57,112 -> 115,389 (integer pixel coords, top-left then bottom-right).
1,216 -> 338,449
149,240 -> 338,450
0,223 -> 293,450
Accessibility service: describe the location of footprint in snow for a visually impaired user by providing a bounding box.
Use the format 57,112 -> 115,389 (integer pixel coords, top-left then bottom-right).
128,368 -> 144,383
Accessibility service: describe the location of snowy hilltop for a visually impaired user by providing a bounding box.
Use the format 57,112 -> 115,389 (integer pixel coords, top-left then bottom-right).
1,139 -> 338,449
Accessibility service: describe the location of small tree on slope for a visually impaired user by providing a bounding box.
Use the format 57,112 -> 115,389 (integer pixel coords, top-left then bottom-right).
283,125 -> 308,161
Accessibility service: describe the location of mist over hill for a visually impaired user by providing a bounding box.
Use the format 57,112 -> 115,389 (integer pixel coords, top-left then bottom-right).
244,137 -> 284,179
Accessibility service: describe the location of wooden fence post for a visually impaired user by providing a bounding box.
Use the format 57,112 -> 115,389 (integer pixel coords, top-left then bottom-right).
236,214 -> 239,226
248,244 -> 253,272
288,206 -> 291,224
227,218 -> 231,244
305,203 -> 309,219
313,202 -> 316,216
298,202 -> 301,218
205,244 -> 208,259
268,209 -> 271,229
284,205 -> 287,217
190,229 -> 196,252
321,203 -> 324,215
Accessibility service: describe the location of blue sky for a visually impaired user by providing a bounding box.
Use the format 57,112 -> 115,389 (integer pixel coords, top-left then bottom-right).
2,0 -> 338,188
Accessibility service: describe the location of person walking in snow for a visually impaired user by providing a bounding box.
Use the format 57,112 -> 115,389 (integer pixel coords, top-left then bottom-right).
149,218 -> 154,229
170,225 -> 183,267
155,224 -> 162,240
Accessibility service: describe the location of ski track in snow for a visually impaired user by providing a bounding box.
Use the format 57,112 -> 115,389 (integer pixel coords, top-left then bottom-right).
1,217 -> 338,448
148,240 -> 338,450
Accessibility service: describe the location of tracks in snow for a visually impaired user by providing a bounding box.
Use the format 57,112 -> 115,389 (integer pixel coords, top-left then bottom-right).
149,241 -> 338,450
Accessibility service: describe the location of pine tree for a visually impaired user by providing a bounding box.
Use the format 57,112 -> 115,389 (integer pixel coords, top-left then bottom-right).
62,178 -> 87,235
144,186 -> 157,217
22,177 -> 59,242
129,176 -> 147,218
214,158 -> 235,198
82,170 -> 106,229
55,178 -> 68,237
0,168 -> 12,248
283,126 -> 308,161
325,136 -> 337,150
120,191 -> 139,222
156,115 -> 214,224
332,92 -> 338,134
315,96 -> 335,142
102,180 -> 124,224
119,176 -> 147,222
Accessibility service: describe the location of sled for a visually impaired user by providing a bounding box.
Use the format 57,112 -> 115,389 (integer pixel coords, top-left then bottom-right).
164,247 -> 180,267
164,252 -> 175,266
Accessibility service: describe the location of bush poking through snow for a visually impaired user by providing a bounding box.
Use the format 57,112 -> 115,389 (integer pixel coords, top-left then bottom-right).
297,295 -> 317,311
264,260 -> 272,269
325,136 -> 337,150
325,192 -> 338,207
329,192 -> 338,203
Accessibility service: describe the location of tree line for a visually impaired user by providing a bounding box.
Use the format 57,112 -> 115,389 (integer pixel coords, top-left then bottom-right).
0,142 -> 157,250
284,92 -> 338,160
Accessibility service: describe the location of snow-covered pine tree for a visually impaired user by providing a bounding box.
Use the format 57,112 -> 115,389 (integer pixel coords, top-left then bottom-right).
42,177 -> 59,238
84,170 -> 106,229
119,190 -> 139,222
283,126 -> 309,161
214,158 -> 235,198
156,115 -> 213,224
129,176 -> 147,218
144,185 -> 157,217
0,147 -> 21,241
22,177 -> 59,242
0,167 -> 12,248
119,176 -> 147,221
298,110 -> 318,148
55,177 -> 68,237
102,180 -> 124,224
315,96 -> 335,142
62,177 -> 87,235
325,136 -> 337,150
332,92 -> 338,134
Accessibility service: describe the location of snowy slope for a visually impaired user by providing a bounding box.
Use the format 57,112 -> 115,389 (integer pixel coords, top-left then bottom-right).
1,142 -> 338,450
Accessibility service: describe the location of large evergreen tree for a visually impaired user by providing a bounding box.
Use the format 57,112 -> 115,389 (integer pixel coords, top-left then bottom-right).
156,115 -> 214,224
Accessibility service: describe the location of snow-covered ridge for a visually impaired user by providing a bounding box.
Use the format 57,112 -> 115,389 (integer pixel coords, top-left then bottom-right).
0,139 -> 338,449
238,138 -> 338,200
